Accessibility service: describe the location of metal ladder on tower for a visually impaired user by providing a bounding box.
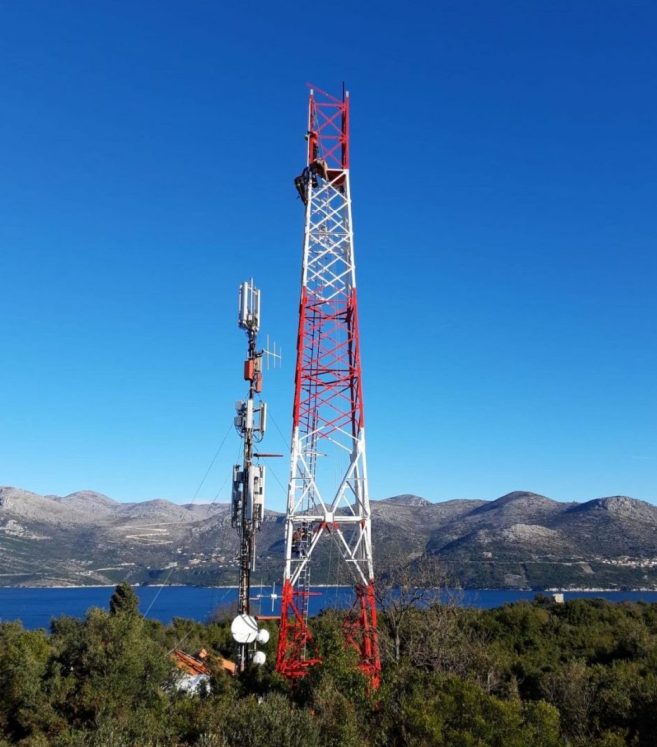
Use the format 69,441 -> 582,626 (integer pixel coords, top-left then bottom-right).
296,554 -> 311,655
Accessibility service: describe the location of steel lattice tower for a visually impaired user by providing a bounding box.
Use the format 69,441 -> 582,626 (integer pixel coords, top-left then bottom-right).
276,86 -> 381,689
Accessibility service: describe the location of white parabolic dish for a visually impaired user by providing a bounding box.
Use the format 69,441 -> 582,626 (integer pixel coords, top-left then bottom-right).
231,613 -> 259,644
252,650 -> 266,665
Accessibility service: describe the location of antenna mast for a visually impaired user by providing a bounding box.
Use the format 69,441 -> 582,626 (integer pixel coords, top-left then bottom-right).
276,86 -> 381,688
231,279 -> 270,672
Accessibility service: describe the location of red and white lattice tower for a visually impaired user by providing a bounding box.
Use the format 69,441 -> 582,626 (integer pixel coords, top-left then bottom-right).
276,85 -> 381,689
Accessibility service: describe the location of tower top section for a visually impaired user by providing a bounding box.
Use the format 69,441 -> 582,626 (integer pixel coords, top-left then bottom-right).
306,84 -> 350,170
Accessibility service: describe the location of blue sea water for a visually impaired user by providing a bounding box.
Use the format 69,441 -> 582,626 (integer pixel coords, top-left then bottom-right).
2,586 -> 657,631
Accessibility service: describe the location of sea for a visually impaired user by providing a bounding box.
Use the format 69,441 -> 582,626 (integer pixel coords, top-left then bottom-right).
3,586 -> 657,630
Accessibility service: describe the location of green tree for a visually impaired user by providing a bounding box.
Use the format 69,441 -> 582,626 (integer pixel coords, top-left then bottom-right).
109,582 -> 140,617
0,622 -> 60,743
376,669 -> 561,747
49,606 -> 174,743
221,693 -> 320,747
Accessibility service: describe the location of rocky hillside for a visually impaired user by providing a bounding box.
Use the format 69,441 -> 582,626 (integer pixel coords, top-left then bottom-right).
2,486 -> 657,589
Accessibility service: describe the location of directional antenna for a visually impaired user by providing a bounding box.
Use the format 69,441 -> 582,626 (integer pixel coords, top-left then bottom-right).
263,335 -> 282,370
231,613 -> 259,644
238,279 -> 260,332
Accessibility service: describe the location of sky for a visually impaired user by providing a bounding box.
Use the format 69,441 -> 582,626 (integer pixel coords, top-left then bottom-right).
1,1 -> 656,509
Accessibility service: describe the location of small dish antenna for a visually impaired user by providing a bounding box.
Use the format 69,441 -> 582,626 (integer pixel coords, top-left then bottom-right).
252,650 -> 266,666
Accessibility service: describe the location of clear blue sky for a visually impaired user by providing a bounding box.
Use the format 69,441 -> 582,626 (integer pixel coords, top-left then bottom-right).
1,1 -> 656,508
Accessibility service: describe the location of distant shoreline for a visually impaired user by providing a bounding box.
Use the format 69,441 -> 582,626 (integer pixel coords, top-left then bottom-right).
5,587 -> 657,632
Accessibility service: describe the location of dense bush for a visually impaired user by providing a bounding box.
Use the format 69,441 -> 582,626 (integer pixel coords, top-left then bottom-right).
2,588 -> 657,744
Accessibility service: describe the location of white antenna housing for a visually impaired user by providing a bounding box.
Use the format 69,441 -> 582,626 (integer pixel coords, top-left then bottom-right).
238,279 -> 260,332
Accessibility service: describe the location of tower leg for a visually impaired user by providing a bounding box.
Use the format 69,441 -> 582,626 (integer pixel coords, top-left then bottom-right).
343,581 -> 381,689
275,579 -> 320,678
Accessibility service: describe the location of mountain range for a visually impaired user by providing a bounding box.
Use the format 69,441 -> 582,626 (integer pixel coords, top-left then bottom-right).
2,486 -> 657,589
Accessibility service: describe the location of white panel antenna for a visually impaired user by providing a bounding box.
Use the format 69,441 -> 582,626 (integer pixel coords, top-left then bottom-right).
238,279 -> 260,332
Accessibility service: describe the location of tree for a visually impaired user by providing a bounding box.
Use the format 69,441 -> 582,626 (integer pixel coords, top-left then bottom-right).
375,551 -> 447,664
109,582 -> 140,617
541,659 -> 595,742
0,622 -> 59,742
221,693 -> 320,747
375,668 -> 561,747
50,606 -> 175,742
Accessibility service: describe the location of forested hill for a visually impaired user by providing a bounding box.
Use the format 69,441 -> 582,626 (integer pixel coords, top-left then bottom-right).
3,486 -> 657,589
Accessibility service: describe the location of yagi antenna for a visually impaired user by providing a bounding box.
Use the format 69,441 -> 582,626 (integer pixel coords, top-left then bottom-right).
263,334 -> 282,371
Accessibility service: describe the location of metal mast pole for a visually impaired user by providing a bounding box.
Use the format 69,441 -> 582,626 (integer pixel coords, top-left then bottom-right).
276,86 -> 381,689
232,280 -> 268,672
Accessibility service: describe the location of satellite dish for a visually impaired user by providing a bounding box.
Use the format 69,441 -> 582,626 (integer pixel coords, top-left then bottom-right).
253,650 -> 266,666
231,614 -> 259,644
256,628 -> 270,644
